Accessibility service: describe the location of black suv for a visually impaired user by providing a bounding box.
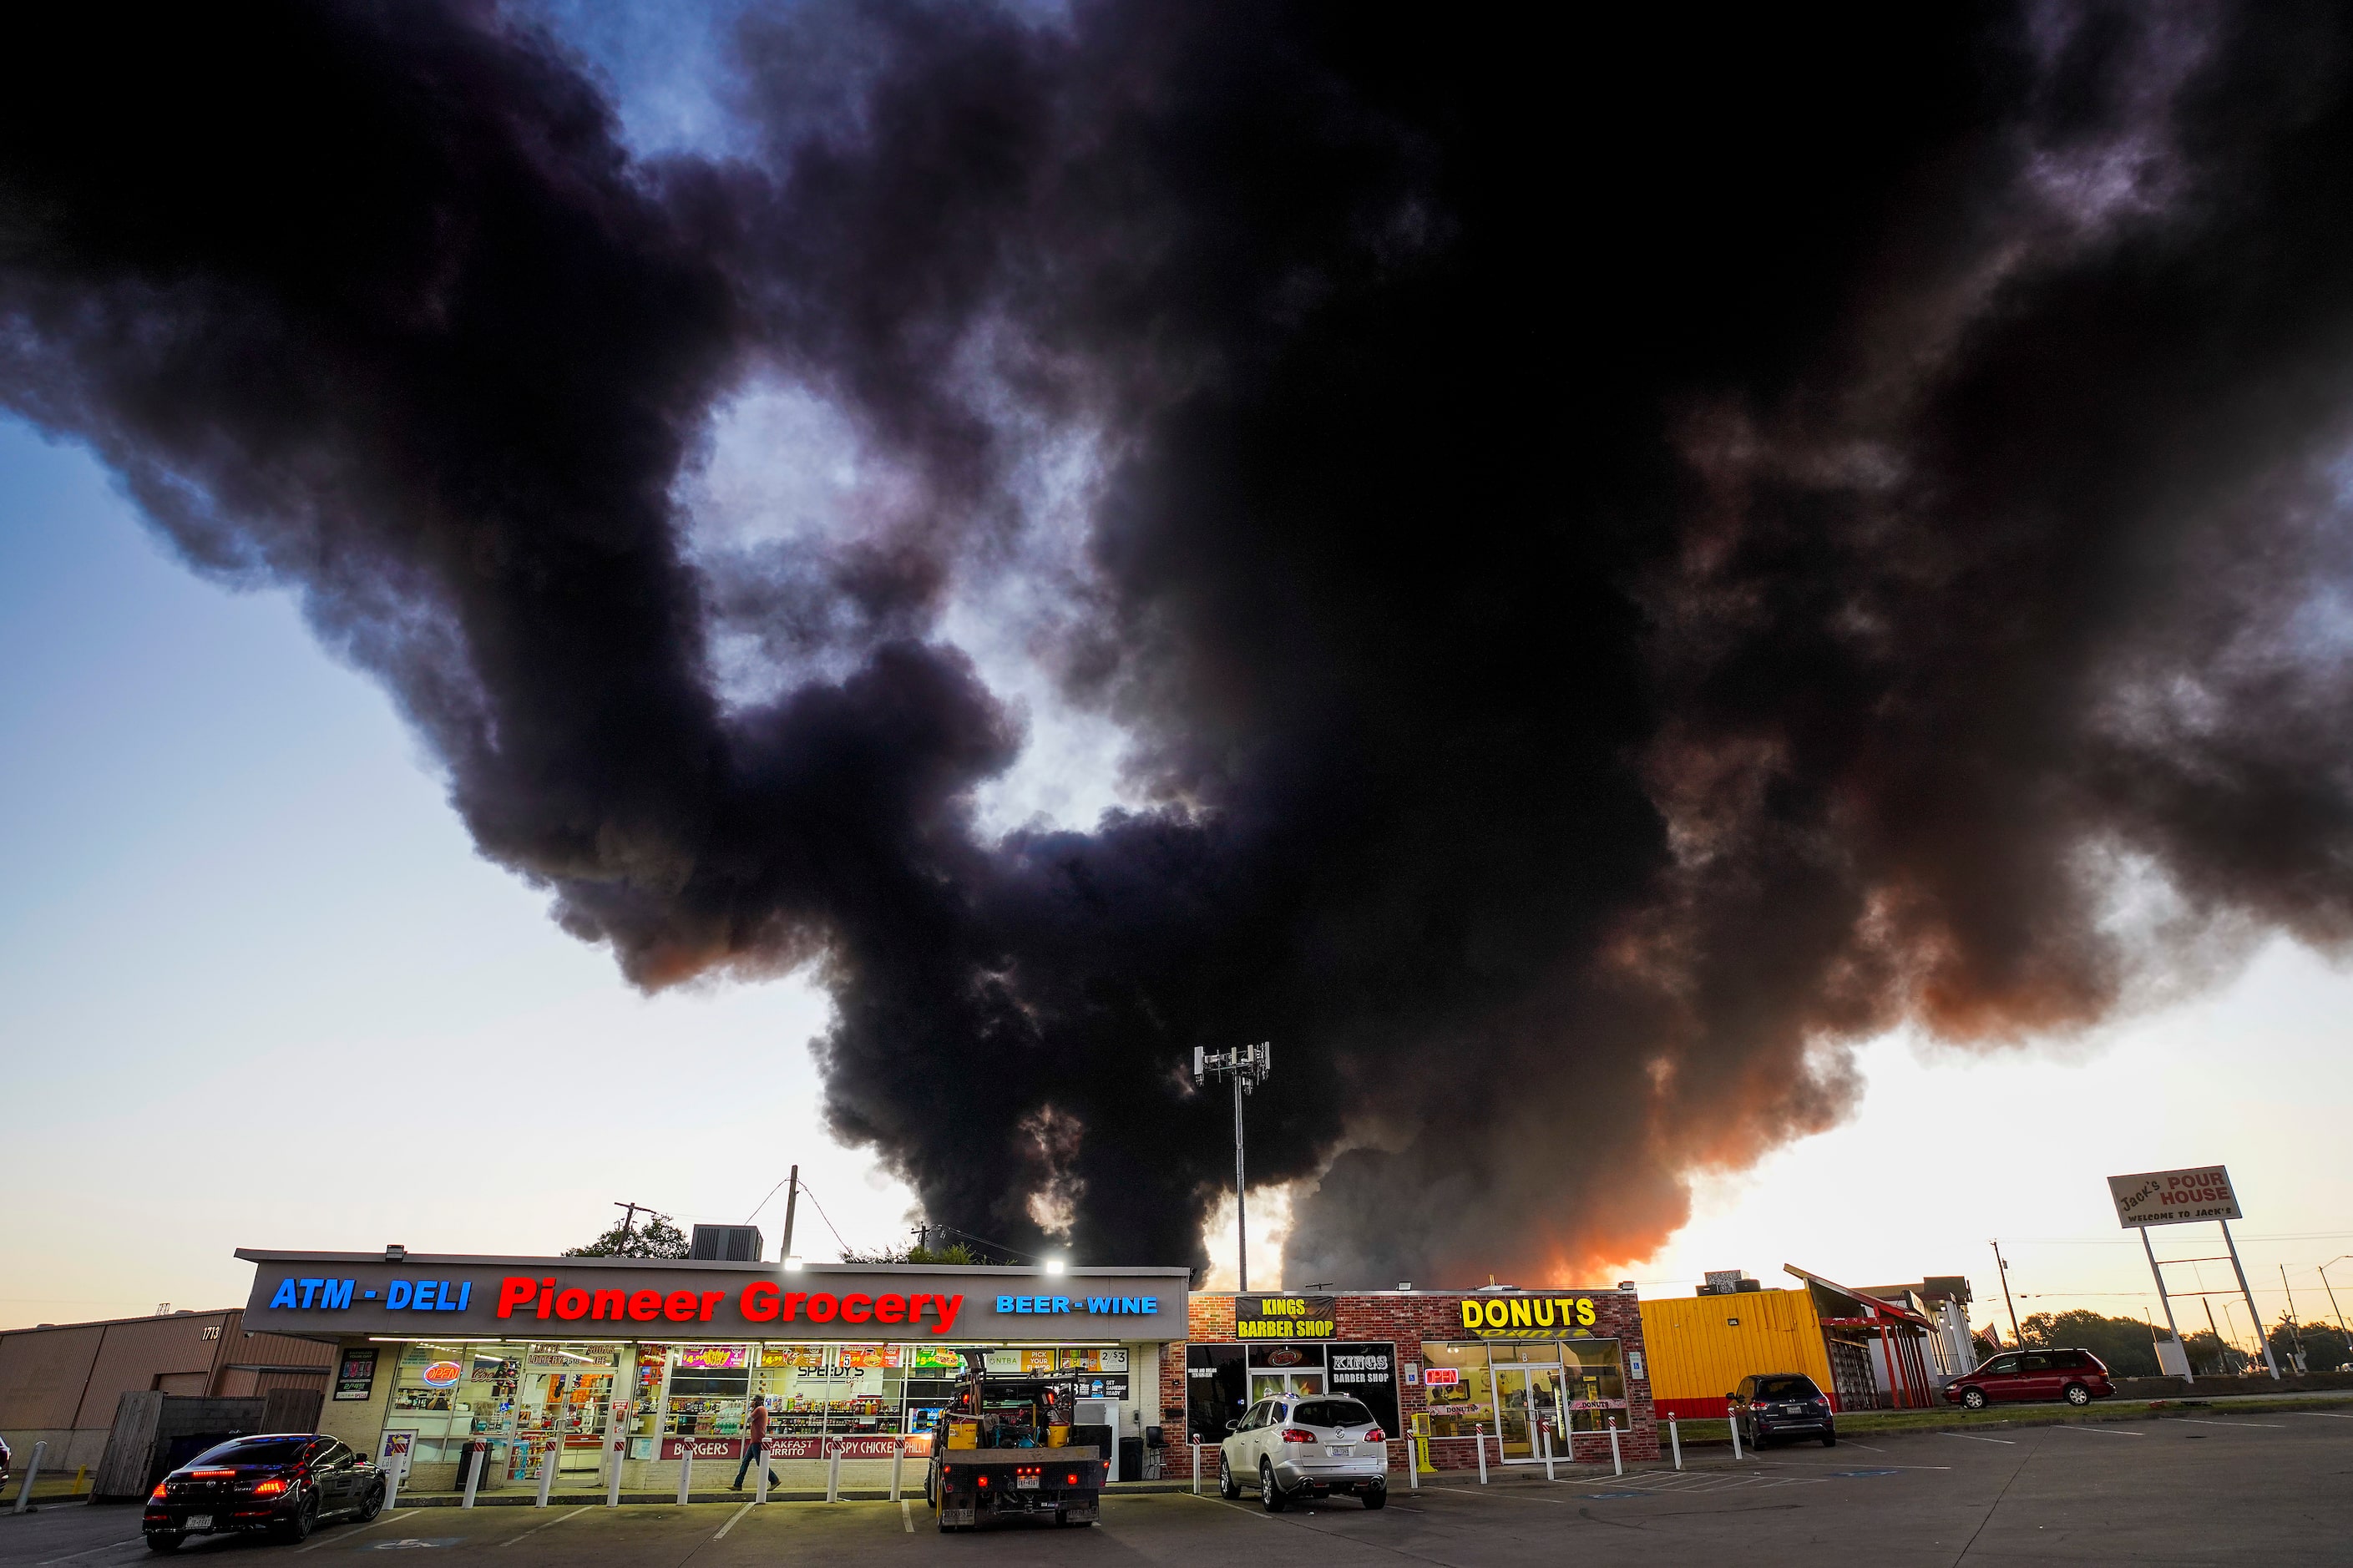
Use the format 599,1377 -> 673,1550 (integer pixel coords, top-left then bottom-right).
1728,1373 -> 1836,1448
144,1434 -> 383,1550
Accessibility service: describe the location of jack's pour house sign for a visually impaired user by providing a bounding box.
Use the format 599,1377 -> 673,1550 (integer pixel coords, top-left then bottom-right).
1234,1294 -> 1337,1340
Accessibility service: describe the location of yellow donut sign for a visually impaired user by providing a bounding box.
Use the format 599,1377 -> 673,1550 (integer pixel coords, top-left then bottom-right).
1459,1296 -> 1596,1338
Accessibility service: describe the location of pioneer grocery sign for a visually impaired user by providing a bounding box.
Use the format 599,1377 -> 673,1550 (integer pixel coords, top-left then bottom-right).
235,1250 -> 1191,1341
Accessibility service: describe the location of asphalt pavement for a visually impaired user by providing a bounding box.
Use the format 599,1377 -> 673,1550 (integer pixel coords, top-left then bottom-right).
4,1410 -> 2346,1565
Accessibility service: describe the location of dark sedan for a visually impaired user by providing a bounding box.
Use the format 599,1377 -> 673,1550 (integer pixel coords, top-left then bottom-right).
1729,1373 -> 1837,1448
144,1434 -> 383,1550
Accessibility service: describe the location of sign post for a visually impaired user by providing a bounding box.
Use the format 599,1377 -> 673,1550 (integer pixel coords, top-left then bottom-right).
2108,1165 -> 2277,1381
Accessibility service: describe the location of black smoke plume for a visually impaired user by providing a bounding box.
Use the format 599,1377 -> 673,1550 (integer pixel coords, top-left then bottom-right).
5,1 -> 2352,1282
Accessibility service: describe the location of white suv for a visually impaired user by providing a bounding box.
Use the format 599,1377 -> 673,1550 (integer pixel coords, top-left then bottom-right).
1217,1394 -> 1389,1510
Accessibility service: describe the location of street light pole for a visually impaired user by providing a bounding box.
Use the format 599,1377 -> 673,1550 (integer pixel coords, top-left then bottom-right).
1195,1042 -> 1272,1292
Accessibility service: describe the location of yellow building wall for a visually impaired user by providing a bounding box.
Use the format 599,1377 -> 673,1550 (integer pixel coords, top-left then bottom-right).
1639,1290 -> 1834,1419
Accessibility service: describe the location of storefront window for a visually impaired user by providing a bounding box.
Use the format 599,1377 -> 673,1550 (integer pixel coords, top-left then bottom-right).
1419,1342 -> 1494,1438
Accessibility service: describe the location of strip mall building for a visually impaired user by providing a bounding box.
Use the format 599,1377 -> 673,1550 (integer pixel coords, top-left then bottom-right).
234,1248 -> 1658,1490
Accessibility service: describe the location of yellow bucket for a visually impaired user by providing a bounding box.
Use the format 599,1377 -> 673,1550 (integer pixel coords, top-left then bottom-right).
1045,1425 -> 1070,1448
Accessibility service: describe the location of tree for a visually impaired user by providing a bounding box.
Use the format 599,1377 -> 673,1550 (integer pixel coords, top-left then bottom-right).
2179,1330 -> 2251,1376
2269,1318 -> 2350,1373
564,1211 -> 690,1258
840,1242 -> 985,1266
2016,1309 -> 2169,1378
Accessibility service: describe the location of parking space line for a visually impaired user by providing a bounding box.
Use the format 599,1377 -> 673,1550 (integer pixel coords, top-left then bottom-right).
1935,1432 -> 2016,1444
33,1540 -> 142,1565
902,1500 -> 913,1532
2054,1425 -> 2143,1436
2289,1413 -> 2353,1419
301,1514 -> 405,1552
2178,1419 -> 2285,1429
496,1505 -> 589,1547
712,1500 -> 756,1540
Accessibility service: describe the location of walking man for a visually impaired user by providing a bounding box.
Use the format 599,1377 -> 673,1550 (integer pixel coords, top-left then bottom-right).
733,1399 -> 778,1491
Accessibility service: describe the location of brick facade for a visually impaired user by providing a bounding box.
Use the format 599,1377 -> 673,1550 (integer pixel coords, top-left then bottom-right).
1163,1288 -> 1657,1479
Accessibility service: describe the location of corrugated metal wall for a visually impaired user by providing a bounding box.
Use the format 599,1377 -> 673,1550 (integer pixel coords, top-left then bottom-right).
1638,1290 -> 1836,1420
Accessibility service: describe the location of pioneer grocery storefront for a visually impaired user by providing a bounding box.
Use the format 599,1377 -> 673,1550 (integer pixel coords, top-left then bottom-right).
237,1249 -> 1189,1495
1173,1287 -> 1659,1473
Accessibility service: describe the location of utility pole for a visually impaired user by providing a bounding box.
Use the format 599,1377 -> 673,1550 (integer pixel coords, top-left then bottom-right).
614,1201 -> 651,1250
779,1166 -> 800,1261
2203,1297 -> 2231,1373
1989,1240 -> 2022,1348
1195,1042 -> 1273,1292
2280,1266 -> 2305,1373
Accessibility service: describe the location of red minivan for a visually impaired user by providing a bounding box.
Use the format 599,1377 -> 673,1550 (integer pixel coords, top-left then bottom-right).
1942,1348 -> 2115,1409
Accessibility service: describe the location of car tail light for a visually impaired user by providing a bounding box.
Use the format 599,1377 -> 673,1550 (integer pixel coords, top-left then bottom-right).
1750,1401 -> 1770,1411
1280,1428 -> 1314,1443
1364,1428 -> 1385,1443
1066,1474 -> 1078,1485
977,1475 -> 989,1487
251,1479 -> 287,1497
150,1484 -> 168,1502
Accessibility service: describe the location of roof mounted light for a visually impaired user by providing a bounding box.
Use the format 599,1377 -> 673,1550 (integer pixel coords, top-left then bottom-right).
1044,1257 -> 1067,1277
384,1244 -> 407,1262
782,1255 -> 805,1272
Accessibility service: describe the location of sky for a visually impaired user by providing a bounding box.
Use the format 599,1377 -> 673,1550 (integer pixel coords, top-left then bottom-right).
7,3 -> 2352,1358
5,411 -> 2350,1352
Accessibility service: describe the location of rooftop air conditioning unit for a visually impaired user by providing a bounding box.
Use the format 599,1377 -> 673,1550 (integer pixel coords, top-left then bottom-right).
689,1224 -> 766,1262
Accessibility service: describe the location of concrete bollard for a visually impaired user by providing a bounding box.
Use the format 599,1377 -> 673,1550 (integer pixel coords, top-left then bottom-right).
1541,1426 -> 1556,1483
606,1435 -> 624,1507
536,1432 -> 559,1508
13,1441 -> 48,1514
826,1441 -> 843,1504
1607,1418 -> 1622,1477
891,1435 -> 904,1503
1406,1439 -> 1418,1491
381,1449 -> 403,1514
756,1444 -> 771,1506
1728,1402 -> 1742,1461
1192,1443 -> 1202,1495
677,1443 -> 694,1505
1475,1424 -> 1488,1485
462,1441 -> 485,1509
1669,1416 -> 1682,1471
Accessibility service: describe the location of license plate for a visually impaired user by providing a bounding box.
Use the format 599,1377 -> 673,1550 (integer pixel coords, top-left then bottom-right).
1784,1406 -> 1805,1415
187,1515 -> 213,1531
1015,1474 -> 1039,1489
1328,1446 -> 1353,1457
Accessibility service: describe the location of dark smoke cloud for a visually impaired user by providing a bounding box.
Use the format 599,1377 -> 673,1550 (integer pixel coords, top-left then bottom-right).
6,1 -> 2353,1282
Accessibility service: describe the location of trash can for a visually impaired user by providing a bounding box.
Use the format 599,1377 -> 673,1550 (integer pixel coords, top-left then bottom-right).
455,1440 -> 493,1493
1118,1436 -> 1143,1481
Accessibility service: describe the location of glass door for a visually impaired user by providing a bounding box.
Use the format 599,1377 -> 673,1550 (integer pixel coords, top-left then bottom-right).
1250,1371 -> 1327,1404
1492,1368 -> 1534,1459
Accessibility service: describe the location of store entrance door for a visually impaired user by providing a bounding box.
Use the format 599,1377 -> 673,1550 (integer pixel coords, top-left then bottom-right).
1493,1364 -> 1568,1460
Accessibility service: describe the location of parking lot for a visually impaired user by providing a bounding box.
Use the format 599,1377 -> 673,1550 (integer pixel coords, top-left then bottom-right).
6,1411 -> 2347,1567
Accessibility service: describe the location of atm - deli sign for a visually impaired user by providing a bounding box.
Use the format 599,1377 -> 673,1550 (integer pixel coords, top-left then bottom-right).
2108,1166 -> 2242,1228
1459,1296 -> 1596,1338
1236,1294 -> 1337,1340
